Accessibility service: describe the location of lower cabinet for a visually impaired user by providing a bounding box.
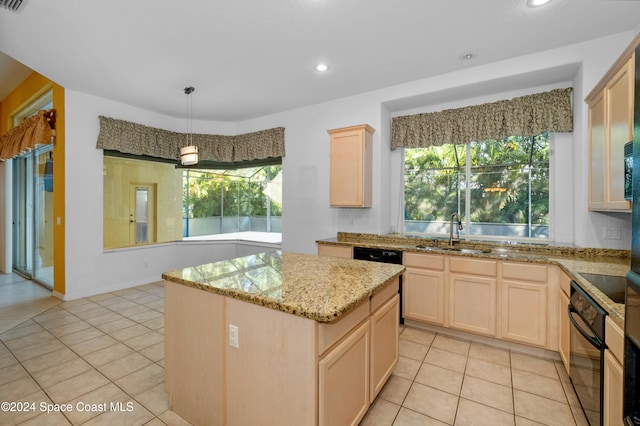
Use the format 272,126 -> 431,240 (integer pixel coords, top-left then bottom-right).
318,279 -> 399,426
403,253 -> 445,325
559,289 -> 571,374
500,279 -> 547,347
604,317 -> 625,426
603,350 -> 624,426
448,257 -> 497,337
500,261 -> 550,347
449,272 -> 497,336
370,294 -> 400,399
166,277 -> 399,426
319,320 -> 370,426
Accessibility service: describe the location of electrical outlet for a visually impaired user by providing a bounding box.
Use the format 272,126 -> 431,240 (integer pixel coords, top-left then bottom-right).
604,227 -> 621,240
229,324 -> 239,348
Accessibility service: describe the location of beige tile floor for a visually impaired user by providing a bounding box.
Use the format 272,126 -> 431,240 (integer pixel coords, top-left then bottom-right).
363,327 -> 590,426
0,274 -> 589,425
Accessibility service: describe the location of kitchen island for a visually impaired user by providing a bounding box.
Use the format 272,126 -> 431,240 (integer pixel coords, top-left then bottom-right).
162,250 -> 404,426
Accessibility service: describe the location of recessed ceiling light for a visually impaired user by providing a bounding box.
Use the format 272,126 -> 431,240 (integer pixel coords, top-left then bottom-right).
527,0 -> 552,7
461,53 -> 474,61
315,63 -> 329,72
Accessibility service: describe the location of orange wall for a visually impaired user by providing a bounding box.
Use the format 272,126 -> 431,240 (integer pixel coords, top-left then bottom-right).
0,72 -> 65,295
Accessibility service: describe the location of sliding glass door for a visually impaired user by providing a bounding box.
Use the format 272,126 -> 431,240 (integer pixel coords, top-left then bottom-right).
13,145 -> 54,288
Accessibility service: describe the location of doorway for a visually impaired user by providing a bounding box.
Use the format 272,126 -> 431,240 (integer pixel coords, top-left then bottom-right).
129,183 -> 156,245
12,145 -> 54,288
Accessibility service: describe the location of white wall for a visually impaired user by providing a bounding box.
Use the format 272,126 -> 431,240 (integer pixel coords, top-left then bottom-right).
63,91 -> 257,299
236,31 -> 637,253
63,30 -> 637,297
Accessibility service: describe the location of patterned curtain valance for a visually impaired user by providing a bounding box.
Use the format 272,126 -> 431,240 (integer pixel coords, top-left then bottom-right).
0,110 -> 55,160
391,87 -> 573,149
96,116 -> 285,163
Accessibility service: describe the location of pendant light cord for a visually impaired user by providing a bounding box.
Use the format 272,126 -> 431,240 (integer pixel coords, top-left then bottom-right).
185,86 -> 195,146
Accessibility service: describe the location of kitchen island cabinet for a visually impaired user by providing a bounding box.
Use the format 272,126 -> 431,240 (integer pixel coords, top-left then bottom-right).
162,251 -> 403,426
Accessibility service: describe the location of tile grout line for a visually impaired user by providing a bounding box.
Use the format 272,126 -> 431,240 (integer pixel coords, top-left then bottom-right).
0,290 -> 169,425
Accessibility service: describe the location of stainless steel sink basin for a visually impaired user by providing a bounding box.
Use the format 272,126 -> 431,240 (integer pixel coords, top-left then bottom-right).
443,247 -> 492,254
415,245 -> 491,254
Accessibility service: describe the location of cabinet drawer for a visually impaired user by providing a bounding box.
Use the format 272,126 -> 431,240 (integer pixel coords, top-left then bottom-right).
449,257 -> 497,277
502,262 -> 548,283
317,301 -> 368,356
403,252 -> 445,270
606,316 -> 624,364
318,245 -> 352,259
371,277 -> 399,313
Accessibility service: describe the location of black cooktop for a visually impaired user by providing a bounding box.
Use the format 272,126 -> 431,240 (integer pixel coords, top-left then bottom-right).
578,272 -> 626,304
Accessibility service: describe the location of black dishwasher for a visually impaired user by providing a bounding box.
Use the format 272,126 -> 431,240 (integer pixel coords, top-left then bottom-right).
353,247 -> 404,324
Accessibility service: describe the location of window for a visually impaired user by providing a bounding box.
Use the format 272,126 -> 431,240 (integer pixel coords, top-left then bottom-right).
103,154 -> 283,249
404,133 -> 549,241
183,166 -> 282,238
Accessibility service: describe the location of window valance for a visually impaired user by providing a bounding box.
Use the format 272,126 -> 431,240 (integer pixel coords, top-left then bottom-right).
391,87 -> 573,149
0,110 -> 55,160
96,116 -> 285,163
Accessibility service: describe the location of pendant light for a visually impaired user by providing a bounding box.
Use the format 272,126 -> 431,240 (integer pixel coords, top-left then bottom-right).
180,86 -> 198,166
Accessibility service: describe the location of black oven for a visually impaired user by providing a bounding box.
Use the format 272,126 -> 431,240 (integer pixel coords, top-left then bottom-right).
353,247 -> 403,324
624,271 -> 640,425
569,280 -> 607,426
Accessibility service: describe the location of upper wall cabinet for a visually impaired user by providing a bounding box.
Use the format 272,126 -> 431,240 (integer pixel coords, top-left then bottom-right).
328,124 -> 375,208
586,53 -> 635,212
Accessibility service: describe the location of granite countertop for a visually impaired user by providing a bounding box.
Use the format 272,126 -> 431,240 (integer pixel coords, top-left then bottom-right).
162,250 -> 405,323
317,232 -> 630,327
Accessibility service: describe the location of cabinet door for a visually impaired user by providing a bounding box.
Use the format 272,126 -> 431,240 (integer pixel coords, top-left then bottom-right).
449,273 -> 496,336
559,290 -> 570,375
589,90 -> 606,210
605,57 -> 633,210
403,267 -> 445,325
501,279 -> 547,347
370,294 -> 399,400
329,125 -> 373,208
603,349 -> 624,426
319,320 -> 370,426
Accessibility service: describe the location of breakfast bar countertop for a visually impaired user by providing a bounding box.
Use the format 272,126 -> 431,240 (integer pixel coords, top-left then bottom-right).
162,250 -> 405,323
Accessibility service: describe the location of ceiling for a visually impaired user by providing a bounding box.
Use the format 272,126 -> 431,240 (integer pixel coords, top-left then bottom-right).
0,0 -> 639,122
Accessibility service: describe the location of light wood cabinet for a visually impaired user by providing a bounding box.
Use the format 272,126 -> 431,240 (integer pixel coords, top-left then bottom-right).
319,320 -> 370,426
328,124 -> 374,208
166,275 -> 400,426
369,294 -> 399,400
603,317 -> 625,426
557,268 -> 572,374
403,252 -> 446,325
401,254 -> 569,353
448,257 -> 497,337
559,289 -> 571,374
449,273 -> 497,336
604,349 -> 624,426
317,244 -> 353,259
500,262 -> 549,347
587,54 -> 634,212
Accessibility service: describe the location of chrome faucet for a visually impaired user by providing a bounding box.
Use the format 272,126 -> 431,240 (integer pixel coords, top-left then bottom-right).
449,213 -> 463,246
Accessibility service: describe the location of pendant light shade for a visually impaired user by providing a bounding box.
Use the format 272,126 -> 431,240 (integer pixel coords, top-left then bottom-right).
181,86 -> 198,166
180,145 -> 198,166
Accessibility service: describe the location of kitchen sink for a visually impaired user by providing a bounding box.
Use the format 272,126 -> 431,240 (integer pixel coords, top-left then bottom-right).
414,245 -> 491,254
